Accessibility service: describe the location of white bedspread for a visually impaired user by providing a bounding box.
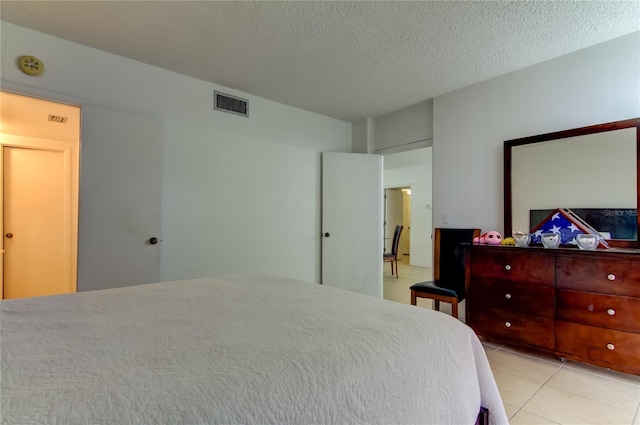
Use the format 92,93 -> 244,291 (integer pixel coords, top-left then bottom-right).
1,275 -> 507,425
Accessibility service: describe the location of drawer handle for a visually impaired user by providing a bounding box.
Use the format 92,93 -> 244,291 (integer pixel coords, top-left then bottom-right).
606,343 -> 615,351
505,321 -> 512,328
505,293 -> 512,299
607,274 -> 616,281
504,264 -> 512,271
607,309 -> 616,316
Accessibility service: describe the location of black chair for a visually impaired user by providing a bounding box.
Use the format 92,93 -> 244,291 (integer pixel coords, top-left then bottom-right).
383,225 -> 403,278
410,228 -> 480,319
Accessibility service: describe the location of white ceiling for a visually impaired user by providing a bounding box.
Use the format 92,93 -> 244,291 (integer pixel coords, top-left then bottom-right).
1,1 -> 638,122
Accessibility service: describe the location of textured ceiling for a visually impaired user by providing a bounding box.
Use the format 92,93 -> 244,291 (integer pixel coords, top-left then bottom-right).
1,1 -> 638,122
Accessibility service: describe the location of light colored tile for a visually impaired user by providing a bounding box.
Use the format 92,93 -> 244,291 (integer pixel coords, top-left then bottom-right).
503,402 -> 519,419
501,345 -> 566,366
522,385 -> 635,425
489,349 -> 562,384
564,360 -> 640,387
510,409 -> 559,424
546,367 -> 640,412
481,340 -> 502,349
482,342 -> 500,357
382,260 -> 432,306
492,368 -> 543,408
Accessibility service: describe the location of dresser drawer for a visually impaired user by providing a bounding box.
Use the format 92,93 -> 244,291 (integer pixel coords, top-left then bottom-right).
557,257 -> 640,297
556,321 -> 640,373
469,309 -> 555,349
469,277 -> 555,318
557,289 -> 640,333
470,249 -> 554,286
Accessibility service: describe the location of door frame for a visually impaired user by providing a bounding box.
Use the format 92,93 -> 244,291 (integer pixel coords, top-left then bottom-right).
0,134 -> 79,296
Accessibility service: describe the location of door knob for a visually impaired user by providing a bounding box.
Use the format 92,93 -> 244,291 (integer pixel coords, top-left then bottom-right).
5,233 -> 13,239
324,232 -> 330,237
149,237 -> 158,245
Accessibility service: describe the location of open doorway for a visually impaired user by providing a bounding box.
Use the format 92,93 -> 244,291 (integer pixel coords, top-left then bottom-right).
383,147 -> 432,268
382,147 -> 433,304
384,187 -> 411,258
0,92 -> 80,299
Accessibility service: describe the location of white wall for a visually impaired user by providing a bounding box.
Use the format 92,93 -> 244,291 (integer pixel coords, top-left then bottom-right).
433,31 -> 640,236
374,99 -> 433,153
352,119 -> 368,154
1,22 -> 352,286
384,148 -> 433,268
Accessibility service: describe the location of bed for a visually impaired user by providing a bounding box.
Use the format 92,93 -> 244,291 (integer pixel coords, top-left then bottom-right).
1,275 -> 508,425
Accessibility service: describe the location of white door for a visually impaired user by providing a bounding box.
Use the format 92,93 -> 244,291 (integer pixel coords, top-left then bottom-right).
3,146 -> 71,298
321,152 -> 382,298
79,106 -> 163,291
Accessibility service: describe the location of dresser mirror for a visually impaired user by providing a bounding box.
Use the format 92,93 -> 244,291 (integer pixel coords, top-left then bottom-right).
504,118 -> 640,248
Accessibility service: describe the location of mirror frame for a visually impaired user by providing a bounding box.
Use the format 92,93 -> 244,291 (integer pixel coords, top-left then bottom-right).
504,117 -> 640,248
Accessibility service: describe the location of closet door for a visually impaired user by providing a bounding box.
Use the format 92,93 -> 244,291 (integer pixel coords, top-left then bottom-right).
78,106 -> 163,291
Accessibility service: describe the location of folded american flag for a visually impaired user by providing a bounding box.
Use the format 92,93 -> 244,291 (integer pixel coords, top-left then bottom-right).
530,208 -> 610,248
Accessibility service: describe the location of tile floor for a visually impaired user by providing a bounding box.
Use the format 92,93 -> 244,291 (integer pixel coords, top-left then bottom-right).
383,256 -> 640,425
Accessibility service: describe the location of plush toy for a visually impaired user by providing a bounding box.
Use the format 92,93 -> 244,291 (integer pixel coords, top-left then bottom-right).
501,237 -> 515,246
473,231 -> 503,245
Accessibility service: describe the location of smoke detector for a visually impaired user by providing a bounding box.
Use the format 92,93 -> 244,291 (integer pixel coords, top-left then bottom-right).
18,56 -> 44,76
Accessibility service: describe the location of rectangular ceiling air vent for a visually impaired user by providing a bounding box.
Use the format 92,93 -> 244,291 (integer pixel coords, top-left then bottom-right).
214,91 -> 249,118
48,114 -> 68,123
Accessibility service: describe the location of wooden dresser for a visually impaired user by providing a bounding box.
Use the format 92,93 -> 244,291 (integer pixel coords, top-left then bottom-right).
467,245 -> 640,376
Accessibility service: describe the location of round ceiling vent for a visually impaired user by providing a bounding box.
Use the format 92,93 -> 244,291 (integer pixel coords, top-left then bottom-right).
18,56 -> 44,76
